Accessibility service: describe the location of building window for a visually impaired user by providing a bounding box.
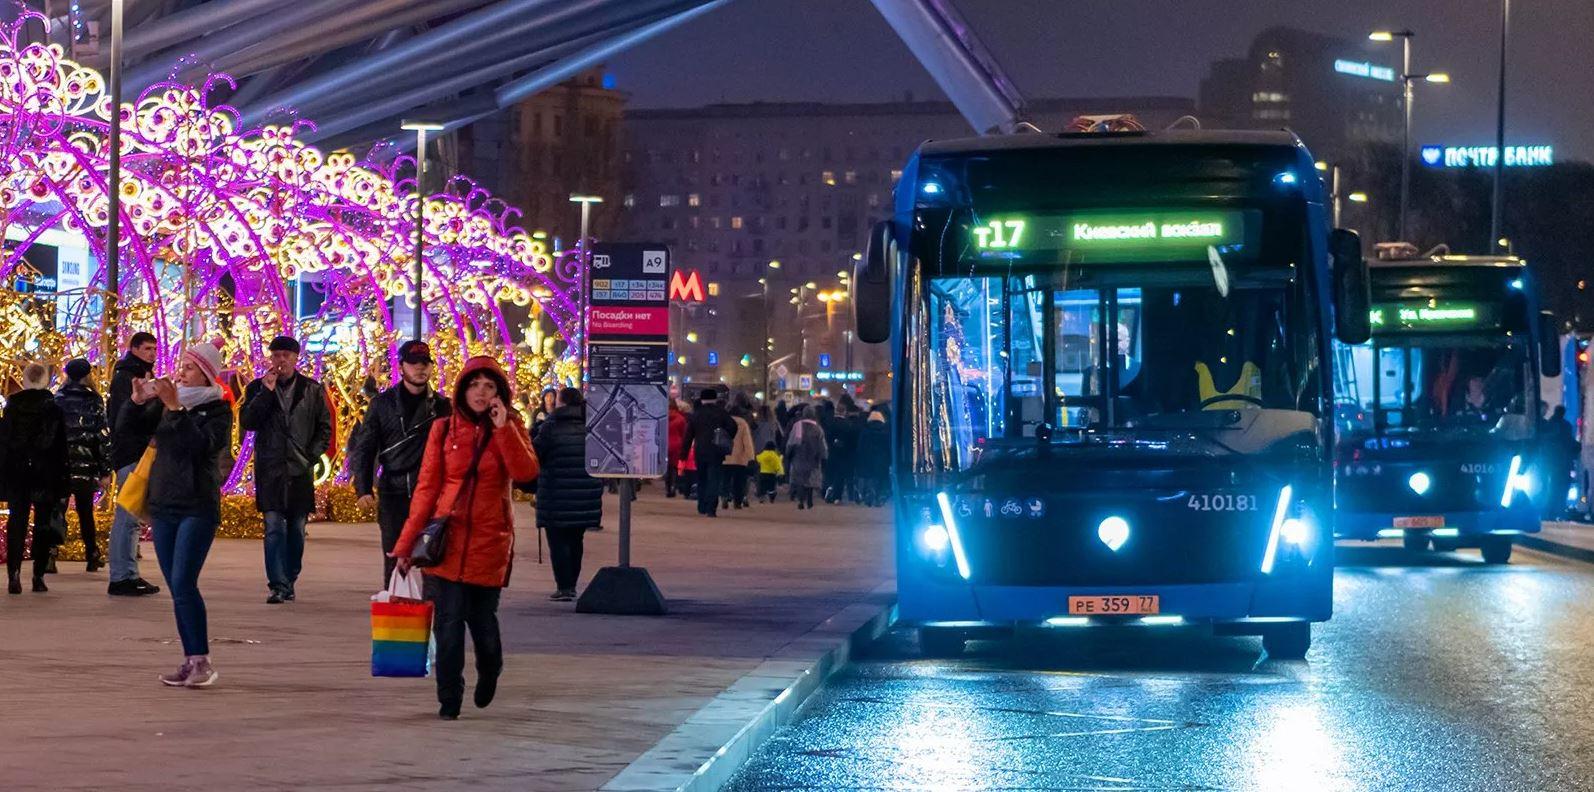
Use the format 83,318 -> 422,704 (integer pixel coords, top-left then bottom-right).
822,216 -> 833,230
890,169 -> 903,182
733,240 -> 743,253
821,170 -> 837,186
731,216 -> 744,229
798,216 -> 810,232
708,282 -> 721,297
553,115 -> 563,136
843,171 -> 858,184
691,149 -> 702,163
661,217 -> 676,230
710,174 -> 722,186
778,148 -> 790,161
660,194 -> 681,207
867,193 -> 880,207
753,239 -> 765,253
1251,91 -> 1288,103
623,193 -> 636,208
689,216 -> 700,229
822,240 -> 832,252
776,216 -> 788,230
711,217 -> 722,229
688,193 -> 701,207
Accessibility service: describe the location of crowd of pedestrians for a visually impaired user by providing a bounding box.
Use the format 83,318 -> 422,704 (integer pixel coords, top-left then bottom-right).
0,332 -> 886,717
665,389 -> 892,513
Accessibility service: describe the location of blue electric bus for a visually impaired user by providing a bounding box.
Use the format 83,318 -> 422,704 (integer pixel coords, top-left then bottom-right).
854,128 -> 1371,658
1332,254 -> 1561,563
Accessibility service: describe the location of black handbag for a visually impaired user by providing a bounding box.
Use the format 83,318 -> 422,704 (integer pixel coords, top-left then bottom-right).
409,422 -> 492,568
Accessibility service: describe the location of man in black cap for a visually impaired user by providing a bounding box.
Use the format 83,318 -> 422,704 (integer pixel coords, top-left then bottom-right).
241,335 -> 332,604
348,340 -> 450,584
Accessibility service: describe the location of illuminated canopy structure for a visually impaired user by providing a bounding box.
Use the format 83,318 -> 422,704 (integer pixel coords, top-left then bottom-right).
0,16 -> 581,489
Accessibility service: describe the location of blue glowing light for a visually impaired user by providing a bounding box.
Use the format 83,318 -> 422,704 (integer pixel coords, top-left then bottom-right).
921,524 -> 950,553
1408,471 -> 1431,495
921,181 -> 943,195
1509,278 -> 1524,290
1274,170 -> 1299,186
935,492 -> 972,579
1096,516 -> 1130,552
1260,485 -> 1293,574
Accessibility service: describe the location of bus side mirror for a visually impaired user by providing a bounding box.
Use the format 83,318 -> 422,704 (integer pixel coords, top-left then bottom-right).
855,220 -> 895,344
1330,228 -> 1371,345
1540,311 -> 1563,378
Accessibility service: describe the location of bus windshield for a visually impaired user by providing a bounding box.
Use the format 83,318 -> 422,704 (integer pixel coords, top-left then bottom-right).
915,264 -> 1320,470
1336,338 -> 1531,437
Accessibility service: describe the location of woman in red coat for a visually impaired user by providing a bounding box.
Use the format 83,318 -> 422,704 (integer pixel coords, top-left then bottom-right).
666,399 -> 689,497
394,356 -> 538,719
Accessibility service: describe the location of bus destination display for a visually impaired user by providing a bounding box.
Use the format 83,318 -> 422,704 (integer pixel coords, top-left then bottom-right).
967,210 -> 1250,264
1369,300 -> 1501,333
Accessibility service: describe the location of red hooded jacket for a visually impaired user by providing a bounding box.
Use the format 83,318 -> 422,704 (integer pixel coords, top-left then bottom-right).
393,356 -> 539,588
668,402 -> 688,465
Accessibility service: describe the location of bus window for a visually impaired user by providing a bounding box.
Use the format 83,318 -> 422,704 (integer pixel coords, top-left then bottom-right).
927,277 -> 1008,468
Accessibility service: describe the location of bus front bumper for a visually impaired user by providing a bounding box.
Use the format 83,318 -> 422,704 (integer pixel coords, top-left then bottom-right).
897,575 -> 1331,628
1334,507 -> 1540,541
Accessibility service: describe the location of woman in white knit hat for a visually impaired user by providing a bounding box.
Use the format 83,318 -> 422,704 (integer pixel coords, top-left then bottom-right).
123,339 -> 232,687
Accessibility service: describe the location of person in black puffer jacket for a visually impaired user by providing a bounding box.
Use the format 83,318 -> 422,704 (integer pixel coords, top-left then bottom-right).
3,363 -> 69,594
532,387 -> 604,602
56,358 -> 113,571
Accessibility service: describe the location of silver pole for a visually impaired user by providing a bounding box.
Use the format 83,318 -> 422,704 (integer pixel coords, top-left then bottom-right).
105,0 -> 123,361
1490,0 -> 1511,249
412,128 -> 427,340
1399,35 -> 1412,242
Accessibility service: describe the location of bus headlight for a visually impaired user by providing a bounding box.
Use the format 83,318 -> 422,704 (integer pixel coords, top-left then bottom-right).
920,524 -> 950,553
1407,471 -> 1431,495
1262,486 -> 1317,574
1501,455 -> 1533,507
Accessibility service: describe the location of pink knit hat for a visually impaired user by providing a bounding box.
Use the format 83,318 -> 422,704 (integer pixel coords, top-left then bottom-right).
183,339 -> 225,385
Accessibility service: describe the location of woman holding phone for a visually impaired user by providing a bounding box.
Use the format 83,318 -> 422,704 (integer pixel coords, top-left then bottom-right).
392,356 -> 538,720
121,340 -> 232,688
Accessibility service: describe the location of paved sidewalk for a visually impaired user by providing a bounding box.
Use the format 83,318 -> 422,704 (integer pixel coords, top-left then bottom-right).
0,493 -> 892,791
1526,520 -> 1594,563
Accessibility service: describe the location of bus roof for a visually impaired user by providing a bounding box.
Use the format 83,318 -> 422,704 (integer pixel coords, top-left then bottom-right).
917,129 -> 1305,157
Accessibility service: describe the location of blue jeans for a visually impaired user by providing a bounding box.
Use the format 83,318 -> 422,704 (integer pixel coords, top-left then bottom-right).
110,463 -> 143,583
263,511 -> 307,593
151,513 -> 216,656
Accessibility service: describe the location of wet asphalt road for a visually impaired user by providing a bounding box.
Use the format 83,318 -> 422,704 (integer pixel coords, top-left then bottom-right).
726,544 -> 1594,791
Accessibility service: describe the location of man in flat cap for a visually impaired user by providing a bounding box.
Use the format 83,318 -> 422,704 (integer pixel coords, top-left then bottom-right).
241,335 -> 332,604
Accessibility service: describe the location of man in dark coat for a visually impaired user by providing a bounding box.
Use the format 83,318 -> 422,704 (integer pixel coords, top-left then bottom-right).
106,331 -> 162,595
240,335 -> 332,604
57,358 -> 112,571
682,389 -> 737,517
532,387 -> 604,601
348,340 -> 450,585
4,363 -> 69,594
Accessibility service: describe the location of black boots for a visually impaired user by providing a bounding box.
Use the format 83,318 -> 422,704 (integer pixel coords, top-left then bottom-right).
7,571 -> 20,595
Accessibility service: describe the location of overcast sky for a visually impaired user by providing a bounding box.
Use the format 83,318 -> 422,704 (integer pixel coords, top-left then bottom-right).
609,0 -> 1594,162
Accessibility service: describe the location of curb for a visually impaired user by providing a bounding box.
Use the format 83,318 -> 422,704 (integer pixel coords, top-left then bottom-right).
600,583 -> 897,792
1518,534 -> 1594,565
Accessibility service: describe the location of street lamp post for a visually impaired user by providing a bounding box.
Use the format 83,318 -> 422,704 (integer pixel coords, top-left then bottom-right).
401,120 -> 444,340
1490,0 -> 1511,249
104,0 -> 124,366
1370,30 -> 1449,242
569,193 -> 604,379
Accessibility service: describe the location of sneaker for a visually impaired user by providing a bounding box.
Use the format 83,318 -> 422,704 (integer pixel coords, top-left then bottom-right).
548,590 -> 569,601
266,590 -> 285,605
108,580 -> 133,596
184,658 -> 218,688
550,589 -> 575,602
130,578 -> 162,596
159,660 -> 194,687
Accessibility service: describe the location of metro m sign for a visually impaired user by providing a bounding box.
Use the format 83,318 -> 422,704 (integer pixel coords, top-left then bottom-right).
669,269 -> 705,302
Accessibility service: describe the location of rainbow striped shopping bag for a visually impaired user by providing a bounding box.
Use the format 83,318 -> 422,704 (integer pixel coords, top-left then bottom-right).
371,599 -> 433,677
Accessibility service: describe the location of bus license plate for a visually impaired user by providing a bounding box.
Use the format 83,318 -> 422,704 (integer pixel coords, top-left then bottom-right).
1068,595 -> 1160,615
1394,516 -> 1444,529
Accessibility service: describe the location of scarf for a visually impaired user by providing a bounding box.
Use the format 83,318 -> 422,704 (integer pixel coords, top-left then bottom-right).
177,384 -> 223,409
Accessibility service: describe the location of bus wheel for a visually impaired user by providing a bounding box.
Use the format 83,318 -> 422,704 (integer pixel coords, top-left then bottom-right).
918,627 -> 967,658
1481,536 -> 1514,565
1262,623 -> 1311,660
1402,532 -> 1431,552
